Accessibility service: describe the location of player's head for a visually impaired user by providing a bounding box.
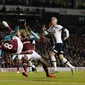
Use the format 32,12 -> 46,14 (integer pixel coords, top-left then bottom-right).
51,17 -> 58,26
21,31 -> 27,38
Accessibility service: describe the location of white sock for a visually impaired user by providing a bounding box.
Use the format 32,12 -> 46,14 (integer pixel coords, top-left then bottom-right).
12,55 -> 16,60
62,58 -> 74,69
28,61 -> 33,72
29,67 -> 32,72
51,56 -> 57,71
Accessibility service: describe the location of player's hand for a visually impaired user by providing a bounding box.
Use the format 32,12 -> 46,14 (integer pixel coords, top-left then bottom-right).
24,21 -> 26,26
49,51 -> 55,56
64,37 -> 69,40
42,25 -> 47,31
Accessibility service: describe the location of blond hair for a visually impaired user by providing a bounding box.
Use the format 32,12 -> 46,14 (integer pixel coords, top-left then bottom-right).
51,17 -> 58,22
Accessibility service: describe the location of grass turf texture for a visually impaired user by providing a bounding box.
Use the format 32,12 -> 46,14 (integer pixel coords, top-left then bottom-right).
0,71 -> 85,85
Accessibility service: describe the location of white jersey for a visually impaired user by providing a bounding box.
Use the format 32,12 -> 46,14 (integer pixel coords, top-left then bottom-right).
47,25 -> 69,43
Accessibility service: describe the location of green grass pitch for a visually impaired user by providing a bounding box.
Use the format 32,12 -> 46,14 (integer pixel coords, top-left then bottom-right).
0,71 -> 85,85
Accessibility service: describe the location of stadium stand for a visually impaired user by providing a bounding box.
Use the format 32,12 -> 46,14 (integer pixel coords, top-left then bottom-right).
0,0 -> 85,68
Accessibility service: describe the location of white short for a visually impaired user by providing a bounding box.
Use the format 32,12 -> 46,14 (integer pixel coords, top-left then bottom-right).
17,50 -> 41,60
13,36 -> 23,54
12,54 -> 25,60
12,54 -> 24,60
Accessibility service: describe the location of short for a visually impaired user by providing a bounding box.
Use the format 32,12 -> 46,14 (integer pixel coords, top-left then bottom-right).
18,55 -> 24,60
17,50 -> 41,60
53,43 -> 64,54
13,36 -> 23,54
17,39 -> 23,54
26,50 -> 41,60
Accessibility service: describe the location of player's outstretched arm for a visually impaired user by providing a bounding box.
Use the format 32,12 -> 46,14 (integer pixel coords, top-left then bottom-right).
64,28 -> 69,40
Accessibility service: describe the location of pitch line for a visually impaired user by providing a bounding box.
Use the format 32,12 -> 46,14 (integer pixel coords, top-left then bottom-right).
0,80 -> 85,85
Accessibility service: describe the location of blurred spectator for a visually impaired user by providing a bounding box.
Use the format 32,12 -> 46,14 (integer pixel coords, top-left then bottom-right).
0,5 -> 6,12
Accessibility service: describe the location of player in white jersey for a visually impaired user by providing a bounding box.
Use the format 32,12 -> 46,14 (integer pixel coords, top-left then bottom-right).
43,17 -> 75,75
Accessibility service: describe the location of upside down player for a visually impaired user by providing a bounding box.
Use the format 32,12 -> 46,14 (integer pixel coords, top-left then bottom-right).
1,28 -> 23,72
1,21 -> 33,75
1,24 -> 35,75
1,22 -> 23,54
1,21 -> 25,73
43,17 -> 75,75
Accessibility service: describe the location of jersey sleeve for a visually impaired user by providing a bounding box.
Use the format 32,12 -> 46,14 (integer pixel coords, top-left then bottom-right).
47,26 -> 55,33
58,25 -> 63,30
64,28 -> 69,38
31,31 -> 40,40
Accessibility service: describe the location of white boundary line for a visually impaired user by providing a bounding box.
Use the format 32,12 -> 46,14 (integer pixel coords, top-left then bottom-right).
0,80 -> 85,85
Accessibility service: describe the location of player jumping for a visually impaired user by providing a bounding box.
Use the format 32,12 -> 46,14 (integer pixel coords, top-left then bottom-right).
42,17 -> 75,75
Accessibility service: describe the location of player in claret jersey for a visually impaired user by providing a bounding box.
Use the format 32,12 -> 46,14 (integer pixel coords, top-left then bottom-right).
1,26 -> 24,73
20,30 -> 56,77
2,26 -> 23,54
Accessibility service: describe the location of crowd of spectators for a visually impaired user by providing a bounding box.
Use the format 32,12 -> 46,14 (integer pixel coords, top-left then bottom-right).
0,22 -> 85,68
0,2 -> 85,67
35,32 -> 85,67
64,34 -> 85,67
0,0 -> 85,9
